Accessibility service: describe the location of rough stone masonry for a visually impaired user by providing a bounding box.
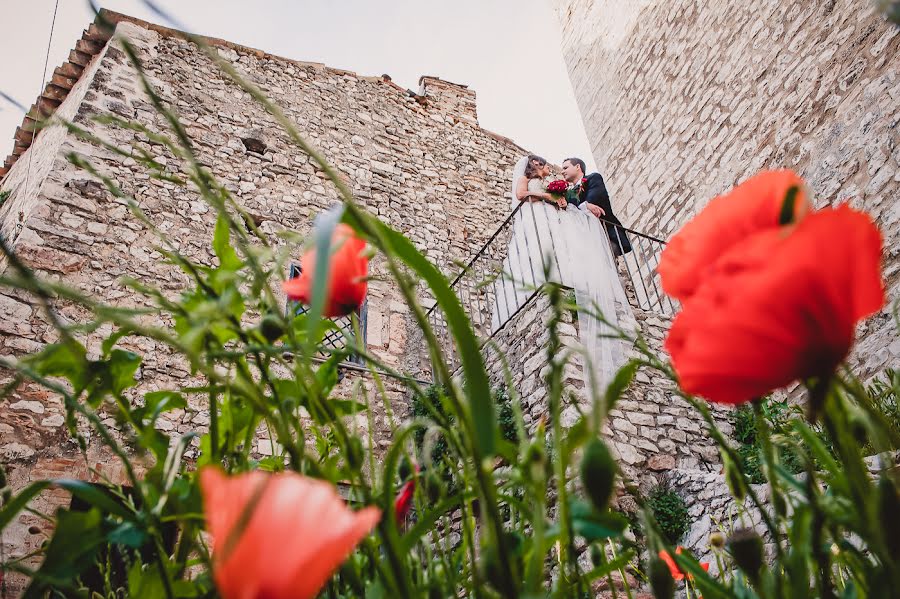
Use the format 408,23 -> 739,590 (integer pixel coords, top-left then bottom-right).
0,11 -> 536,589
553,0 -> 900,566
552,0 -> 900,380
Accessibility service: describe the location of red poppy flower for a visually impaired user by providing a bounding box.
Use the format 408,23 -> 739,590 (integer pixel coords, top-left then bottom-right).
659,547 -> 710,581
200,467 -> 381,599
665,205 -> 884,404
394,476 -> 416,524
659,170 -> 811,301
283,224 -> 368,318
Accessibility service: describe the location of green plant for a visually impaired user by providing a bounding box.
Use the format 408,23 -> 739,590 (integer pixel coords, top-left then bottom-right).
495,386 -> 518,445
0,7 -> 898,598
731,400 -> 805,484
646,485 -> 690,545
0,189 -> 9,208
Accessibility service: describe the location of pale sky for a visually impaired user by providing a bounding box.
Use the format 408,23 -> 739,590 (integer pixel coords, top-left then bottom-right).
0,0 -> 596,176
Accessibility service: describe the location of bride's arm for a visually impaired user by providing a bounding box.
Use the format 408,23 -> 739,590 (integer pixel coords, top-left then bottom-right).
515,176 -> 551,202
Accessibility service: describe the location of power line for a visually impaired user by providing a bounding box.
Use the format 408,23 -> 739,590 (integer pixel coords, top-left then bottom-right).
21,0 -> 61,205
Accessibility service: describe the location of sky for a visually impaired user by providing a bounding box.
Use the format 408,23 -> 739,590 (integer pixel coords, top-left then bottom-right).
0,0 -> 596,174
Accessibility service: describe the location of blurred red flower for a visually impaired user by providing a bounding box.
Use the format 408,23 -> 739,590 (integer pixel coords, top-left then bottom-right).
283,224 -> 368,317
665,205 -> 884,404
659,170 -> 811,301
659,547 -> 710,581
394,470 -> 418,525
201,467 -> 381,599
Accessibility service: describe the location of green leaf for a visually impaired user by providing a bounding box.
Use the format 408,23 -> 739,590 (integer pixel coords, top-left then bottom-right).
54,479 -> 136,521
568,502 -> 627,542
0,481 -> 51,530
100,327 -> 132,357
26,508 -> 108,593
134,391 -> 187,427
672,552 -> 732,599
213,213 -> 242,271
128,560 -> 168,599
583,550 -> 634,582
328,398 -> 367,417
23,342 -> 88,390
605,360 -> 639,415
107,349 -> 142,395
344,209 -> 495,456
786,505 -> 813,597
108,521 -> 148,548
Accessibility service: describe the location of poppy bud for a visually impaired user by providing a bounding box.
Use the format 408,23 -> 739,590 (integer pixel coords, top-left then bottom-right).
709,531 -> 726,550
728,529 -> 764,583
480,533 -> 523,596
259,312 -> 286,343
723,452 -> 746,502
878,476 -> 900,559
524,428 -> 548,482
346,437 -> 364,470
648,555 -> 675,599
580,438 -> 616,512
398,455 -> 413,481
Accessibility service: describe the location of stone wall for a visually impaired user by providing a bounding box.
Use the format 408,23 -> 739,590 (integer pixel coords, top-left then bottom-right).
481,290 -> 585,431
552,0 -> 900,379
0,12 -> 531,589
479,283 -> 726,486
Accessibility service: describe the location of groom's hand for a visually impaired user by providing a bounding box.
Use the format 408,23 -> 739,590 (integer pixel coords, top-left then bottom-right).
586,204 -> 606,218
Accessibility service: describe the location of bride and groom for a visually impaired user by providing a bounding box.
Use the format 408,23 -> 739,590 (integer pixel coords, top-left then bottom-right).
493,154 -> 631,326
493,154 -> 632,392
512,154 -> 632,258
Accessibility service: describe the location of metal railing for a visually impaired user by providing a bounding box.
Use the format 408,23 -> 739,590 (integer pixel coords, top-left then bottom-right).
424,200 -> 677,372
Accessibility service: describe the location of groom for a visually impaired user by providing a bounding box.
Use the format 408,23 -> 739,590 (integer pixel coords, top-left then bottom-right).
561,157 -> 632,256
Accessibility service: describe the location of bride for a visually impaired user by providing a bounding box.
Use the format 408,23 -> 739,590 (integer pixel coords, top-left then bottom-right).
492,154 -> 569,328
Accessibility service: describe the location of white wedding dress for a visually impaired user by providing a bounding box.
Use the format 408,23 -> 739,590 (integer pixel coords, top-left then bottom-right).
491,157 -> 631,399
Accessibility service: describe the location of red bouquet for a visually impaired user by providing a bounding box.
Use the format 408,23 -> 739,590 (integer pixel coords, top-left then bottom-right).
546,179 -> 569,195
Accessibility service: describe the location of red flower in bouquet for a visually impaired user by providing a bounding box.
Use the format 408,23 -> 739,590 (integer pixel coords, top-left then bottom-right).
200,467 -> 381,599
659,170 -> 811,301
665,204 -> 884,404
283,224 -> 369,318
659,547 -> 710,581
546,179 -> 569,195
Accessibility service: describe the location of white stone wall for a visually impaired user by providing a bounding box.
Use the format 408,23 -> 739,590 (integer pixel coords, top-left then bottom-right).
553,0 -> 900,379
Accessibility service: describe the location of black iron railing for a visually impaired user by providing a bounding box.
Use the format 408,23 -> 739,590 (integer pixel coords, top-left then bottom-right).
424,201 -> 676,372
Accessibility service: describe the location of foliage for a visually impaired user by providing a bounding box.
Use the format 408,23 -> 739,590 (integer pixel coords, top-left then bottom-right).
646,486 -> 690,545
731,400 -> 804,484
0,189 -> 9,208
0,9 -> 897,599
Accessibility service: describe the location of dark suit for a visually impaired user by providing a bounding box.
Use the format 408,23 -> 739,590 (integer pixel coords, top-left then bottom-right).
572,172 -> 632,256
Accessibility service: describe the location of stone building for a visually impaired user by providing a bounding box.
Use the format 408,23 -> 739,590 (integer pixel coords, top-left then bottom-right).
0,11 -> 537,588
553,0 -> 900,378
552,0 -> 899,564
2,1 -> 896,592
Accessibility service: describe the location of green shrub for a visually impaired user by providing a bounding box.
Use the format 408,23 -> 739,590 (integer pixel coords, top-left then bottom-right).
731,400 -> 805,484
495,386 -> 518,445
647,485 -> 690,545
